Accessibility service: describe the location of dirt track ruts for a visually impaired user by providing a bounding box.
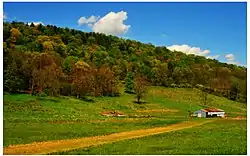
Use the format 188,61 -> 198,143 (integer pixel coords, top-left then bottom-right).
4,120 -> 214,155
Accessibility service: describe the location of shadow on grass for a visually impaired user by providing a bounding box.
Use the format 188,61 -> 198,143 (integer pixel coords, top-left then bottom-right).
132,101 -> 148,104
79,97 -> 95,103
36,97 -> 60,103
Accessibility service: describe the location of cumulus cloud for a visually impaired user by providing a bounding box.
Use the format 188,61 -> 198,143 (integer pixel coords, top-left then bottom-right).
87,23 -> 93,27
78,11 -> 130,35
206,55 -> 220,60
166,44 -> 210,56
28,21 -> 44,26
92,11 -> 130,35
225,53 -> 235,61
77,15 -> 100,26
224,53 -> 239,65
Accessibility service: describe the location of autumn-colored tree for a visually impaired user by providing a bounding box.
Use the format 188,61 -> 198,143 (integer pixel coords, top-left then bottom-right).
135,76 -> 150,103
71,61 -> 92,98
93,65 -> 119,96
215,67 -> 231,91
29,53 -> 62,95
3,21 -> 247,103
10,28 -> 22,50
43,41 -> 54,52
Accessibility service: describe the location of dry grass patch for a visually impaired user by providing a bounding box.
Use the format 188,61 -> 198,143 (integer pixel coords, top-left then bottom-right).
137,109 -> 179,113
90,118 -> 145,123
233,112 -> 245,115
231,116 -> 247,120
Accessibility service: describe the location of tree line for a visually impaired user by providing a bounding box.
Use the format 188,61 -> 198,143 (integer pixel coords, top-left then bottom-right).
3,21 -> 247,103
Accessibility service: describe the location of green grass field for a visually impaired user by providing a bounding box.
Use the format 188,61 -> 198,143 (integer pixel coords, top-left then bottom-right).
3,87 -> 247,154
55,120 -> 246,155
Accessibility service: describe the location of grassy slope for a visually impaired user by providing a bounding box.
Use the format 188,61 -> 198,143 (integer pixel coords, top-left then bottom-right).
4,88 -> 187,146
59,120 -> 246,155
4,87 -> 247,154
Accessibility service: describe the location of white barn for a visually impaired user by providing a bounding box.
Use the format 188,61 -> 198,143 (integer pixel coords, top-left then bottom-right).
194,108 -> 225,118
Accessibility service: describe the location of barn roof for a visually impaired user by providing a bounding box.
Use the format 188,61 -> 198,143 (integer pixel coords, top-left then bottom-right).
201,108 -> 224,112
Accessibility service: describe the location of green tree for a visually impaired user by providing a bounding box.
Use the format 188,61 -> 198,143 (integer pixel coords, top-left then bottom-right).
230,77 -> 241,101
63,56 -> 79,74
124,72 -> 135,94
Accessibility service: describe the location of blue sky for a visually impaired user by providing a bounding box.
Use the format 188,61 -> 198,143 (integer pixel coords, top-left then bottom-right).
3,2 -> 247,66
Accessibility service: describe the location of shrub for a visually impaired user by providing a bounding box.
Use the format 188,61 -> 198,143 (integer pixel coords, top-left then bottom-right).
180,84 -> 186,88
60,83 -> 72,96
185,83 -> 192,88
39,92 -> 47,97
170,83 -> 177,88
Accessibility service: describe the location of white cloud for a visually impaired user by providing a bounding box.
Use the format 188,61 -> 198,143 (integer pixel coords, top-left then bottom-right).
206,55 -> 220,60
87,23 -> 93,27
3,12 -> 7,19
28,22 -> 44,26
224,53 -> 241,65
77,15 -> 100,26
92,11 -> 130,35
225,53 -> 235,61
77,11 -> 130,35
166,44 -> 210,56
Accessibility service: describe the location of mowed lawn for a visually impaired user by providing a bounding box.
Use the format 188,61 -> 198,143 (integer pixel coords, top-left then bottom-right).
54,120 -> 246,155
3,87 -> 247,154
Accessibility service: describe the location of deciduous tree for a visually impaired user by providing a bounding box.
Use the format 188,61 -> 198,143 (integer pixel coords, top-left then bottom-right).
135,76 -> 150,103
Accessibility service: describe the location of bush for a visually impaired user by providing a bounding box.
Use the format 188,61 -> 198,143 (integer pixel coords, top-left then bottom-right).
170,83 -> 177,88
79,96 -> 95,102
196,84 -> 204,89
60,83 -> 72,96
43,88 -> 50,95
32,90 -> 39,96
180,84 -> 186,88
114,92 -> 121,97
38,92 -> 47,97
185,83 -> 192,88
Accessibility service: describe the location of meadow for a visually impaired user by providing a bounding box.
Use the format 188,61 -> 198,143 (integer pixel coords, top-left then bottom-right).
3,87 -> 247,154
55,120 -> 246,155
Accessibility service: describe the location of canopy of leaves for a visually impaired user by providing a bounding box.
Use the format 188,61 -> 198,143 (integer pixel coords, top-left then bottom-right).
3,21 -> 247,102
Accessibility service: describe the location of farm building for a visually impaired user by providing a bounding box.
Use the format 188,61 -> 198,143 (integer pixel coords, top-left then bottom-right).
194,108 -> 225,118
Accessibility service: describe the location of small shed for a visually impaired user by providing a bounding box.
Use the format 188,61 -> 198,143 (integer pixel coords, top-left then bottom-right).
194,108 -> 225,118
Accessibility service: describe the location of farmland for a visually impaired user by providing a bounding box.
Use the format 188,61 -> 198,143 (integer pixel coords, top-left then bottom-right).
3,87 -> 247,155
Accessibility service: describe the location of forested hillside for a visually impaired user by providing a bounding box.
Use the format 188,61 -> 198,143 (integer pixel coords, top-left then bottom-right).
3,21 -> 247,103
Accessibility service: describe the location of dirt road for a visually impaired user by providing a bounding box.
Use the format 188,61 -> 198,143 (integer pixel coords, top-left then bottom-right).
4,120 -> 214,155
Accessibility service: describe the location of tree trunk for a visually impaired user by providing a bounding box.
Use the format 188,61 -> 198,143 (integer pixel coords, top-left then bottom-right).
31,83 -> 34,95
137,96 -> 140,103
